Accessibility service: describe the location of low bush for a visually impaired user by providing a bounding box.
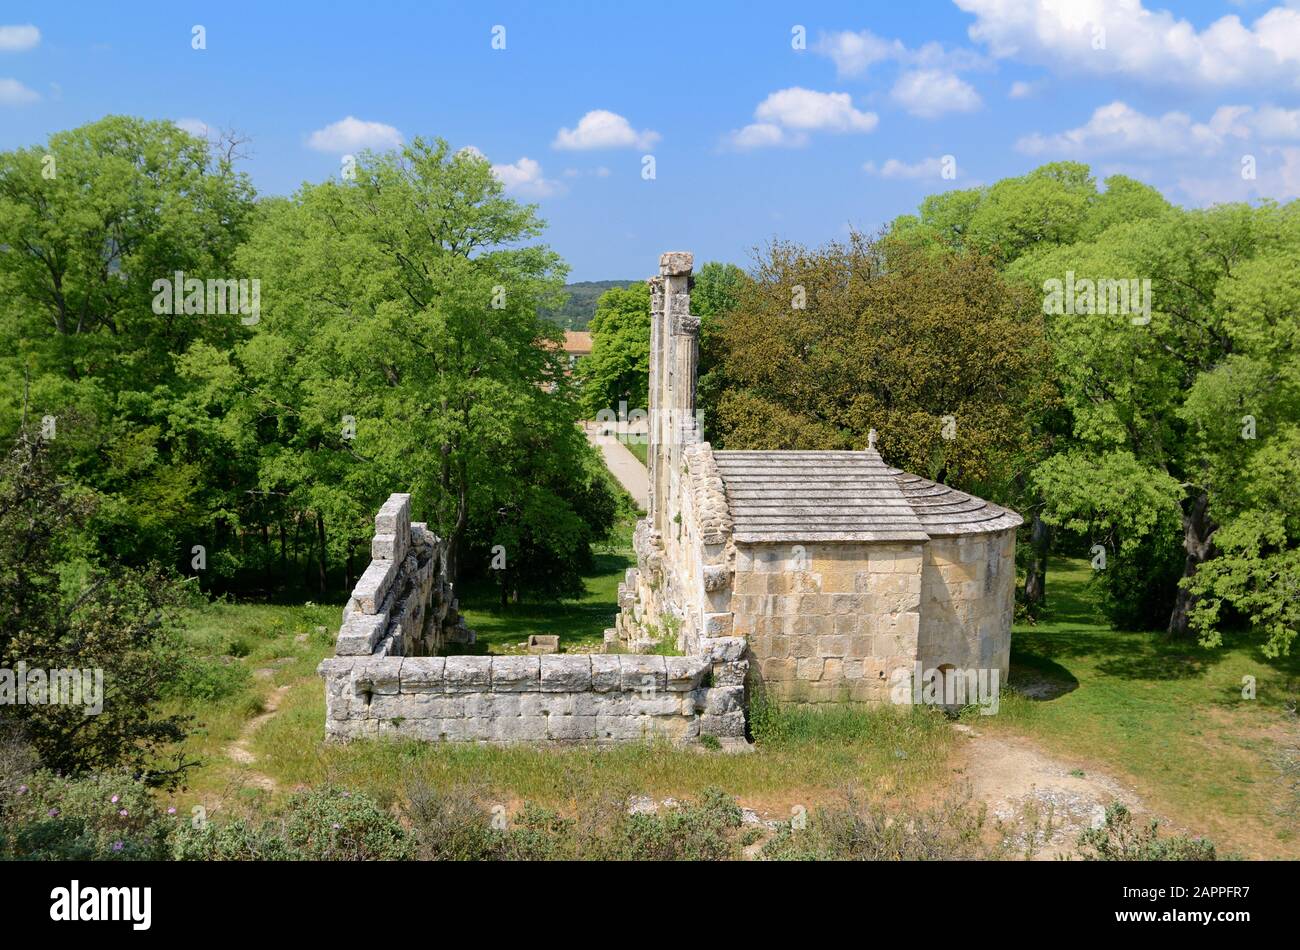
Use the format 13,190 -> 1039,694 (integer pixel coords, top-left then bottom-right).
1074,803 -> 1220,861
758,792 -> 1002,861
0,769 -> 174,860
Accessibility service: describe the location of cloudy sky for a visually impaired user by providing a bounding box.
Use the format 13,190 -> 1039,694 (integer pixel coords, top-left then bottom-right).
3,1 -> 1300,279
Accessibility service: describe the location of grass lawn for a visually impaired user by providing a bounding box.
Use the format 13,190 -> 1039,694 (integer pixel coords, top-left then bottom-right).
625,439 -> 648,467
451,525 -> 633,655
162,511 -> 955,816
162,549 -> 1299,857
989,556 -> 1300,858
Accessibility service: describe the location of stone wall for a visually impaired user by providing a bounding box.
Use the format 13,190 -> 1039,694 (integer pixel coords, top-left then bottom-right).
319,490 -> 749,745
317,651 -> 746,743
917,528 -> 1016,677
735,541 -> 924,703
614,252 -> 735,661
334,493 -> 469,659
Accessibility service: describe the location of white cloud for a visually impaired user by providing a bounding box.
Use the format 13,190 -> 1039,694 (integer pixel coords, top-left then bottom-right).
814,29 -> 986,78
0,78 -> 38,105
815,30 -> 905,77
175,118 -> 211,139
863,156 -> 950,179
0,25 -> 40,52
1017,101 -> 1300,158
490,156 -> 562,198
755,87 -> 879,133
728,122 -> 804,149
955,0 -> 1300,89
891,69 -> 982,118
457,145 -> 487,161
1017,101 -> 1226,156
726,88 -> 878,149
307,116 -> 403,153
552,110 -> 659,150
1008,79 -> 1042,99
1178,146 -> 1300,204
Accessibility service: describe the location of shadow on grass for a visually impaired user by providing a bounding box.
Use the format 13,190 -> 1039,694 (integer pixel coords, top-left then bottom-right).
1007,652 -> 1079,700
452,550 -> 634,654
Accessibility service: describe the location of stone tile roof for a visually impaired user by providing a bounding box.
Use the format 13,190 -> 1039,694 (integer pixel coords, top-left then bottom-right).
712,449 -> 1021,543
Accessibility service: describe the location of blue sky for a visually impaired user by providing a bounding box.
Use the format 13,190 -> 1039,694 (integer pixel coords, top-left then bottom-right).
3,1 -> 1300,279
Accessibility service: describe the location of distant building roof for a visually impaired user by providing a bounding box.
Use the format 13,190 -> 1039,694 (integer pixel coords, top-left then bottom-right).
563,331 -> 592,355
712,448 -> 1022,543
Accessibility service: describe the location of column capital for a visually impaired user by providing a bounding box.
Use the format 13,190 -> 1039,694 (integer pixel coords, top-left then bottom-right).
659,251 -> 694,277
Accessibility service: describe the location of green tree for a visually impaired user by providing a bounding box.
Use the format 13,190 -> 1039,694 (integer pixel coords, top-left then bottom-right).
0,116 -> 258,582
1010,200 -> 1300,639
702,235 -> 1053,500
224,138 -> 611,594
0,432 -> 192,784
576,282 -> 651,418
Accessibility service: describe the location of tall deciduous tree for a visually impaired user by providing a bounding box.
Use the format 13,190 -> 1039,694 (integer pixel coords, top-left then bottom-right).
577,282 -> 651,418
220,138 -> 612,593
0,116 -> 257,578
701,235 -> 1053,501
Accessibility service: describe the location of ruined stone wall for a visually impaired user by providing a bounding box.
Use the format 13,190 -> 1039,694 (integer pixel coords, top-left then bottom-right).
917,528 -> 1017,679
318,653 -> 745,743
333,493 -> 468,659
614,252 -> 733,657
735,541 -> 924,703
321,492 -> 748,744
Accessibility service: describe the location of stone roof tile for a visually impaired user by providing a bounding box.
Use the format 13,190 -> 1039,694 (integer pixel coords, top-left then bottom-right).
712,449 -> 1021,543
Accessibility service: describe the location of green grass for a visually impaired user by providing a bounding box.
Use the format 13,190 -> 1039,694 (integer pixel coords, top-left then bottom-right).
163,514 -> 955,813
162,548 -> 1300,858
250,703 -> 953,807
453,546 -> 632,655
625,439 -> 648,467
981,556 -> 1300,857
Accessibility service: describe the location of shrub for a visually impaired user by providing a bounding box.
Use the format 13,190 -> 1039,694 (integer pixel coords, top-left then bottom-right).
402,781 -> 744,861
760,793 -> 1002,860
0,769 -> 174,860
404,782 -> 505,861
167,653 -> 251,702
1074,803 -> 1219,861
174,786 -> 409,861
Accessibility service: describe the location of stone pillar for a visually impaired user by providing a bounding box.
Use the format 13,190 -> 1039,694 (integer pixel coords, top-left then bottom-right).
648,275 -> 665,534
658,251 -> 695,537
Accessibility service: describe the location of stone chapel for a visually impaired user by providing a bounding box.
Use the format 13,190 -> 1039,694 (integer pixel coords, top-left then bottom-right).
613,251 -> 1022,704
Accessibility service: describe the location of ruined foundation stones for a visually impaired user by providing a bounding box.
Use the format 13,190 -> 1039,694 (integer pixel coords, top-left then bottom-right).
319,488 -> 748,745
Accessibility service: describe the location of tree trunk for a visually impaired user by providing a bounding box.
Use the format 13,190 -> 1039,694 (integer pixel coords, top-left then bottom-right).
1167,490 -> 1216,639
1023,513 -> 1050,611
316,511 -> 328,596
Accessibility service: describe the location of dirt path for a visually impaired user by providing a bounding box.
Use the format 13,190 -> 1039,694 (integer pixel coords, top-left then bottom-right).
949,724 -> 1149,858
584,421 -> 648,510
224,682 -> 292,792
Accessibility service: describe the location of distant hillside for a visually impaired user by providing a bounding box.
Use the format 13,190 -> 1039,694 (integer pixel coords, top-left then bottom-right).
541,280 -> 639,330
